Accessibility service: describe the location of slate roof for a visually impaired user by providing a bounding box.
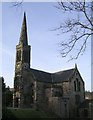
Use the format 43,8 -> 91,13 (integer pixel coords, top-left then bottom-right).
51,68 -> 75,83
31,68 -> 52,83
31,68 -> 75,83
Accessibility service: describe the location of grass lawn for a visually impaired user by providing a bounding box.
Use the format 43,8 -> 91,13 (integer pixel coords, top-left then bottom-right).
10,108 -> 48,118
2,108 -> 50,119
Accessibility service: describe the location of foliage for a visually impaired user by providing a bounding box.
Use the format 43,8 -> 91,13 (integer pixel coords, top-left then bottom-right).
4,87 -> 13,107
2,77 -> 13,107
2,107 -> 16,120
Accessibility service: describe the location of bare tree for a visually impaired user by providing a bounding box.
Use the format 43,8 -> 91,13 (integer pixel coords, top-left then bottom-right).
12,0 -> 23,7
54,1 -> 93,60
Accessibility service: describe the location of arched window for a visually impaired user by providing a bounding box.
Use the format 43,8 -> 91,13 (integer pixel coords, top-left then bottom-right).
76,78 -> 81,92
74,81 -> 76,91
78,82 -> 81,91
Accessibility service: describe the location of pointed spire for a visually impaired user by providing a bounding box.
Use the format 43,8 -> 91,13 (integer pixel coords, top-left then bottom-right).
75,63 -> 77,69
19,12 -> 28,46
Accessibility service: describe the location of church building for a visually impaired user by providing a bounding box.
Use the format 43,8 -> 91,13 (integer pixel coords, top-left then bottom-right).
13,12 -> 85,118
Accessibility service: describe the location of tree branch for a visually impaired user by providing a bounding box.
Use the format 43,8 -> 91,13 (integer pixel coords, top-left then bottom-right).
12,0 -> 23,7
54,1 -> 93,60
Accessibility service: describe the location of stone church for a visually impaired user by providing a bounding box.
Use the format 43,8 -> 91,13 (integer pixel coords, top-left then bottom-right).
13,12 -> 85,118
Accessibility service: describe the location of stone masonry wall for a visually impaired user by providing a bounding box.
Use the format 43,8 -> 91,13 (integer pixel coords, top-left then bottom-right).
36,81 -> 51,110
48,97 -> 69,118
68,70 -> 85,117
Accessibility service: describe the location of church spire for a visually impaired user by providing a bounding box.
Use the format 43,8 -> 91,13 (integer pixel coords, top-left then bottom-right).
19,12 -> 28,46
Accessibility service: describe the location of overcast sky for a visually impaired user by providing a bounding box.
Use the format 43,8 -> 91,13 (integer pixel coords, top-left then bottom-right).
1,2 -> 91,91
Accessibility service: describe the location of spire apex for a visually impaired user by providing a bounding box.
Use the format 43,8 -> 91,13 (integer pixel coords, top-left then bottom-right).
24,11 -> 26,18
19,12 -> 28,46
75,63 -> 77,69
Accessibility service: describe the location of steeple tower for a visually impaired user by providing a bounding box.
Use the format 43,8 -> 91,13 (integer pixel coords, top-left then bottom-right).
15,12 -> 31,72
19,12 -> 28,46
13,12 -> 31,108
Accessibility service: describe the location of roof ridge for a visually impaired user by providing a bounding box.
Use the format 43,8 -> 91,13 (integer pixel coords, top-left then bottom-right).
53,68 -> 75,74
31,68 -> 75,75
30,68 -> 51,74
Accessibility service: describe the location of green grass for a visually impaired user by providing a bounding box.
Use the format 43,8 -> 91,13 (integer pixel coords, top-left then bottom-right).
10,109 -> 47,118
5,108 -> 48,118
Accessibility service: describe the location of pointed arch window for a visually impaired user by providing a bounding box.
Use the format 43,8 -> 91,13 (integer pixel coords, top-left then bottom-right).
78,81 -> 81,91
76,78 -> 79,91
74,81 -> 76,91
75,78 -> 81,92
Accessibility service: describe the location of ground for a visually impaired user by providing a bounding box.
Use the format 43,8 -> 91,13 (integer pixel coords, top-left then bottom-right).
2,107 -> 59,119
2,108 -> 91,120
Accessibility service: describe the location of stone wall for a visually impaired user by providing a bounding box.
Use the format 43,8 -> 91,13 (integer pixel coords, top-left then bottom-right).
62,82 -> 70,97
79,101 -> 93,118
22,71 -> 35,108
68,70 -> 85,117
36,81 -> 51,110
42,87 -> 70,118
48,97 -> 69,118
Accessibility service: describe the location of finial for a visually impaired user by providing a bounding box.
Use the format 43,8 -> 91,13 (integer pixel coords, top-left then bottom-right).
75,63 -> 77,68
24,11 -> 26,18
